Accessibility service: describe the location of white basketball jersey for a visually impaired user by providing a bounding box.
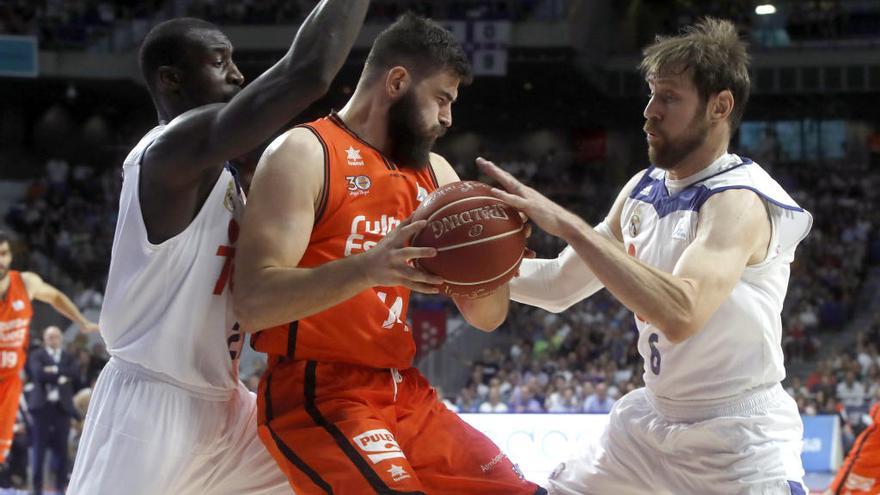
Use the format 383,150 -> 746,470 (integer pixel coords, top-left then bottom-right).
99,126 -> 245,394
621,153 -> 812,401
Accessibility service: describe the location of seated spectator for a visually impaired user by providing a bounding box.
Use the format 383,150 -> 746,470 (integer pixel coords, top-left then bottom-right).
583,382 -> 615,414
837,371 -> 867,408
479,387 -> 509,413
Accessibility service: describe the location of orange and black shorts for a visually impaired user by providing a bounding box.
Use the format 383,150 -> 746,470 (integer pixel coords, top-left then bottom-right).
257,358 -> 546,494
0,376 -> 22,464
829,404 -> 880,495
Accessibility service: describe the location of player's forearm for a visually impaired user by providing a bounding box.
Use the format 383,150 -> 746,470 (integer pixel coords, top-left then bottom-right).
234,254 -> 372,332
559,218 -> 698,343
49,292 -> 89,328
205,0 -> 368,161
510,241 -> 609,313
453,285 -> 510,332
282,0 -> 370,88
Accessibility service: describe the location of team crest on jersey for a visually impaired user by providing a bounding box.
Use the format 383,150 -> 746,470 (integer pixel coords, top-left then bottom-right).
346,175 -> 372,197
223,180 -> 237,212
11,300 -> 24,311
416,184 -> 428,203
346,146 -> 365,166
352,429 -> 406,464
629,211 -> 641,237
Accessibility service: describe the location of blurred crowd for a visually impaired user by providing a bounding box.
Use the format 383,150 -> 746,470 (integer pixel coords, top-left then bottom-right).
0,0 -> 165,49
186,0 -> 572,24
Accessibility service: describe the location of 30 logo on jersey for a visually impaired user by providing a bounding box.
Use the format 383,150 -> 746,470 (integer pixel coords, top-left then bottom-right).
346,175 -> 372,197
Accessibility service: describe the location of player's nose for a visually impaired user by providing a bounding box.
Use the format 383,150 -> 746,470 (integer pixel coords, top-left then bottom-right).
643,96 -> 661,121
228,63 -> 245,86
439,108 -> 452,128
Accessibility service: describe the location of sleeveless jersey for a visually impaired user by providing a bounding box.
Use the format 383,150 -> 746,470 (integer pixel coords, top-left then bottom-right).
99,125 -> 245,395
621,154 -> 812,401
0,272 -> 32,380
251,113 -> 439,369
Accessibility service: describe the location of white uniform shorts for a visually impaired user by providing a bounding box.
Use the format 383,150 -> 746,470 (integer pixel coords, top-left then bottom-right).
68,357 -> 292,495
547,384 -> 806,495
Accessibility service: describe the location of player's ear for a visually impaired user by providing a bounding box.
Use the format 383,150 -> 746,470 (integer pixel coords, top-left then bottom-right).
157,66 -> 183,93
710,89 -> 733,123
386,66 -> 411,99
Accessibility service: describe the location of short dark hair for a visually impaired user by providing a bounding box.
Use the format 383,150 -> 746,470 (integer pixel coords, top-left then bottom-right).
139,17 -> 220,88
0,230 -> 9,246
640,17 -> 751,131
365,13 -> 472,84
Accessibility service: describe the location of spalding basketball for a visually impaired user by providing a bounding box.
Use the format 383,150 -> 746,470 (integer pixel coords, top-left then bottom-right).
411,181 -> 526,298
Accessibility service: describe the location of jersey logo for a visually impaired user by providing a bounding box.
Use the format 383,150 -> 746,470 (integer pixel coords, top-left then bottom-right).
844,473 -> 876,492
416,184 -> 428,203
629,212 -> 641,237
346,146 -> 365,166
671,217 -> 689,240
352,429 -> 405,464
223,180 -> 238,213
345,215 -> 400,256
11,300 -> 24,311
387,464 -> 411,482
346,175 -> 372,197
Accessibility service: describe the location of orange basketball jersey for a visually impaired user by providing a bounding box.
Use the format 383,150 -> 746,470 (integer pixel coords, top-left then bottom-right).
0,271 -> 32,379
251,113 -> 439,369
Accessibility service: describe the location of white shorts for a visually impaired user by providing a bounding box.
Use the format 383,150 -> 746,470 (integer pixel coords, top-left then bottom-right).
68,357 -> 292,495
548,384 -> 806,495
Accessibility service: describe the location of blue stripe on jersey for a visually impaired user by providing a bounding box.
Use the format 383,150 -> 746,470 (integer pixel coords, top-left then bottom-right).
628,158 -> 804,218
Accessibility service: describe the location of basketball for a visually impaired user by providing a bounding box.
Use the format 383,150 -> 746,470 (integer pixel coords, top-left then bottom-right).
411,181 -> 527,298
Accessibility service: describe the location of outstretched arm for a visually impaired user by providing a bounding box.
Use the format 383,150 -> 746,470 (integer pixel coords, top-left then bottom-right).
479,158 -> 770,343
21,272 -> 99,333
233,128 -> 442,332
144,0 -> 370,188
509,170 -> 646,313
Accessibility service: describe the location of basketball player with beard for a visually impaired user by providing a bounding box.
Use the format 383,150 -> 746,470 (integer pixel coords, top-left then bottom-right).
234,14 -> 545,495
480,18 -> 812,495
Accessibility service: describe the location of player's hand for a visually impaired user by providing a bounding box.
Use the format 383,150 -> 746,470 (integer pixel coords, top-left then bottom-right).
477,157 -> 578,239
81,321 -> 100,334
360,217 -> 444,294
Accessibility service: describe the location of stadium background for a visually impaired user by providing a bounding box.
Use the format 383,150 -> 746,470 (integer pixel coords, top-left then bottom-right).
2,0 -> 880,492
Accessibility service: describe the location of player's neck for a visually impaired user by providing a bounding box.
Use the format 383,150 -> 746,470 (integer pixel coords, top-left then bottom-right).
666,136 -> 729,181
336,93 -> 392,155
0,274 -> 9,300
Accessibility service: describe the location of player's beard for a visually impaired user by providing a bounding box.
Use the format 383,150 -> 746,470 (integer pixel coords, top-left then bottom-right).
388,90 -> 445,169
647,105 -> 709,171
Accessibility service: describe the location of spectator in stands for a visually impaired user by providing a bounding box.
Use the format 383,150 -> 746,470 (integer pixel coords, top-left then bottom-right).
837,371 -> 867,408
583,382 -> 615,414
26,326 -> 80,495
547,385 -> 580,413
479,387 -> 509,413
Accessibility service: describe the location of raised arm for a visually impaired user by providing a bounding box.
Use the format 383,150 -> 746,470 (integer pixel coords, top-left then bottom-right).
144,0 -> 370,187
20,272 -> 99,333
233,129 -> 442,331
480,159 -> 770,344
